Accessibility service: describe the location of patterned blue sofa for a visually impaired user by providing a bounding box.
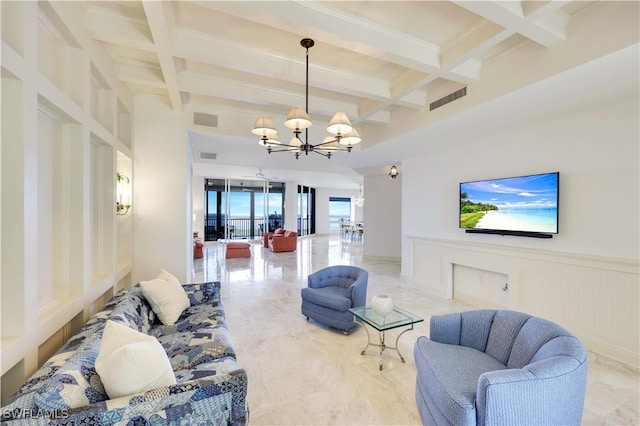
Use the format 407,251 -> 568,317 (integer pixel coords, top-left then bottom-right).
1,282 -> 248,425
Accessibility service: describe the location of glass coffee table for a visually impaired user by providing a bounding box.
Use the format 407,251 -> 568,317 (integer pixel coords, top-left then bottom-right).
349,305 -> 423,370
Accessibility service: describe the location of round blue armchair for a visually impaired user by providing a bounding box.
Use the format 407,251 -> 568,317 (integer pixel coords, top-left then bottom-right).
301,265 -> 368,334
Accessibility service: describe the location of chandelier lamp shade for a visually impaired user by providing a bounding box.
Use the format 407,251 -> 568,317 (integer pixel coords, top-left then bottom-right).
252,38 -> 361,159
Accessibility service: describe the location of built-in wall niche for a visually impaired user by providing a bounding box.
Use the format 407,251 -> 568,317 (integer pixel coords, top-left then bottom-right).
90,63 -> 114,134
89,287 -> 114,319
452,264 -> 509,309
116,152 -> 133,269
117,99 -> 132,149
37,311 -> 84,368
117,273 -> 132,293
36,97 -> 84,317
1,359 -> 24,406
1,0 -> 24,56
1,72 -> 25,341
90,133 -> 115,286
37,2 -> 83,107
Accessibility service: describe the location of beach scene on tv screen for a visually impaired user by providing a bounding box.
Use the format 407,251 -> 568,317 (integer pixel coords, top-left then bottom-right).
460,173 -> 558,233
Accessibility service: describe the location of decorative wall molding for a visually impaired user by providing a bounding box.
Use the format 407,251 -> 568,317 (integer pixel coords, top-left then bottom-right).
406,235 -> 639,275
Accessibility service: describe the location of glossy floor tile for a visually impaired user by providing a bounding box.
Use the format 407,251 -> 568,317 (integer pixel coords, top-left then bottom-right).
193,235 -> 639,425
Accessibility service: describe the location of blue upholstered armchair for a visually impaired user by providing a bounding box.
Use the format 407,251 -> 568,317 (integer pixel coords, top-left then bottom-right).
301,265 -> 368,334
414,309 -> 588,426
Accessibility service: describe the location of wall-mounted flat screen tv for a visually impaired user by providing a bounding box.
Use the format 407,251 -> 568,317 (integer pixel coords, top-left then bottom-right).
460,172 -> 559,238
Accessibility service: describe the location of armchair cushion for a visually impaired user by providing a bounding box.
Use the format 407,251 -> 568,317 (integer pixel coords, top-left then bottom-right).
300,286 -> 351,311
415,337 -> 507,425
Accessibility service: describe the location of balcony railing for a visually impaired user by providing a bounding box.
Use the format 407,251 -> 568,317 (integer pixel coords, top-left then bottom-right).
205,216 -> 282,241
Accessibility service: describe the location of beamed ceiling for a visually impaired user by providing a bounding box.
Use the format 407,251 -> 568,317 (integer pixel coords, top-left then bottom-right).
85,1 -> 639,189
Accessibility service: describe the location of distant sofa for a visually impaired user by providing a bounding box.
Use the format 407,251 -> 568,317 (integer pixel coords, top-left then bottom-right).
414,309 -> 587,426
262,228 -> 285,247
2,281 -> 248,425
267,229 -> 297,252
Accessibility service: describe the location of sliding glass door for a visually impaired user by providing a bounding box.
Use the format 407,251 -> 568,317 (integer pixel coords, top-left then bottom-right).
297,185 -> 315,236
205,179 -> 285,241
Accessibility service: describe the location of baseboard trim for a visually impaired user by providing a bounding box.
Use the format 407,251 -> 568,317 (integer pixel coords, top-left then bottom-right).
363,255 -> 401,262
577,334 -> 640,369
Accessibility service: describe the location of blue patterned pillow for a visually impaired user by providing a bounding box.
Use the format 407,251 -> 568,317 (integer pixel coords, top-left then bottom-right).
33,337 -> 108,413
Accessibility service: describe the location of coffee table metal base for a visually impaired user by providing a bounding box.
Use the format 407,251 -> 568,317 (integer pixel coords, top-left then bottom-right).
357,321 -> 415,370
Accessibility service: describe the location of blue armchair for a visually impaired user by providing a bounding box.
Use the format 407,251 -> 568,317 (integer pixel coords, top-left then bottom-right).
414,309 -> 588,426
301,265 -> 368,334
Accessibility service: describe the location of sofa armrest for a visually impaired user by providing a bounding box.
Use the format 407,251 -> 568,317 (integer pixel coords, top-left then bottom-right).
6,369 -> 249,426
182,281 -> 221,306
262,232 -> 273,247
476,357 -> 587,425
429,312 -> 462,345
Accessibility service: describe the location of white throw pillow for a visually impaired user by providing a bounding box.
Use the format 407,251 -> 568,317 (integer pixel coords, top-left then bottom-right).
95,321 -> 176,399
140,270 -> 190,325
157,268 -> 181,286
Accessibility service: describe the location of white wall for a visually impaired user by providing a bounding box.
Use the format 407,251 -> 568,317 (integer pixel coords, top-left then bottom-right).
283,181 -> 298,231
402,99 -> 639,366
363,174 -> 402,260
133,95 -> 192,283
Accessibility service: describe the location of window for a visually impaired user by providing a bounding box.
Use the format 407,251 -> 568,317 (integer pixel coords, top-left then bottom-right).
329,197 -> 351,229
205,179 -> 285,241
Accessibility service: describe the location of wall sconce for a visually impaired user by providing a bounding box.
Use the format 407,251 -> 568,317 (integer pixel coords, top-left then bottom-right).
116,171 -> 132,215
389,165 -> 399,180
116,201 -> 131,215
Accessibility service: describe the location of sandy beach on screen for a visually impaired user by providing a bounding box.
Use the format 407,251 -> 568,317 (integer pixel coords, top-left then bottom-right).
476,210 -> 530,230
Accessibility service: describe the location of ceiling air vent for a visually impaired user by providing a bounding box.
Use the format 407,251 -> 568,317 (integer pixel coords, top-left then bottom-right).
429,87 -> 467,111
200,152 -> 217,160
193,112 -> 218,127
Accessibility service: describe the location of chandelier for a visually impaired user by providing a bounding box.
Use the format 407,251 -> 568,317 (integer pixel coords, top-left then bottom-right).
252,38 -> 362,159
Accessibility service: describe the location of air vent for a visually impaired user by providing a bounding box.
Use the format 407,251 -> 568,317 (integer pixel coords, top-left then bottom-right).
429,87 -> 467,111
193,112 -> 218,127
200,152 -> 217,160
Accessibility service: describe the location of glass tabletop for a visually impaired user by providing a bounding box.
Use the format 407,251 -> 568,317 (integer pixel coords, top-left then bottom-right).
349,305 -> 423,332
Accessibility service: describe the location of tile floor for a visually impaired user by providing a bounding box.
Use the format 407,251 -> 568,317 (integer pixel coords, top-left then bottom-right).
193,235 -> 639,425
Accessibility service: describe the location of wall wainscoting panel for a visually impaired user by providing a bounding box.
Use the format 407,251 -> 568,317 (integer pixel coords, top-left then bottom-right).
406,236 -> 639,367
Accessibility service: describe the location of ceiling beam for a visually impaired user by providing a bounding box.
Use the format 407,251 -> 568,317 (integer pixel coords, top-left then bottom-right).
142,2 -> 183,111
85,6 -> 155,51
194,0 -> 489,83
171,31 -> 393,102
113,59 -> 165,88
453,1 -> 568,48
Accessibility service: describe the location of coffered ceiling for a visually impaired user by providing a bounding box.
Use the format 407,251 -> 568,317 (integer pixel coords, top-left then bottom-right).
85,1 -> 639,188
